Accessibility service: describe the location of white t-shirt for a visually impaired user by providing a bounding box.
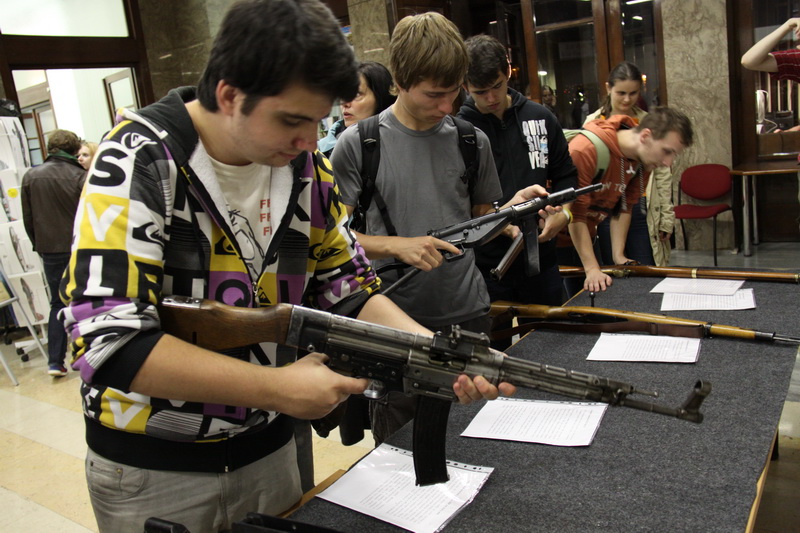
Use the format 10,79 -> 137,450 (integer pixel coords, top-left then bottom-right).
206,152 -> 292,280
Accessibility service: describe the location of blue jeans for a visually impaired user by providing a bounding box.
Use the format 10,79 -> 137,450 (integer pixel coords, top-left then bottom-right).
596,200 -> 655,266
40,252 -> 71,366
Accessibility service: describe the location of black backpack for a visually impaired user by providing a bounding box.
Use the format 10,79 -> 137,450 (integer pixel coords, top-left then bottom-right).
350,114 -> 480,234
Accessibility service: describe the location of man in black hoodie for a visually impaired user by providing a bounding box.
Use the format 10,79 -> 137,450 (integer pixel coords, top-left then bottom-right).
458,35 -> 578,348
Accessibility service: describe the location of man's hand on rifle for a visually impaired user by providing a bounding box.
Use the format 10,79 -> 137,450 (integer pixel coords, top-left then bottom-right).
496,184 -> 561,241
453,371 -> 517,404
272,352 -> 370,419
583,265 -> 614,292
538,203 -> 570,242
389,235 -> 462,271
505,184 -> 549,207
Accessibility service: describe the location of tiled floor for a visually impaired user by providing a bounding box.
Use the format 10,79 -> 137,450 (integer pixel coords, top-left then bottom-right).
0,242 -> 797,532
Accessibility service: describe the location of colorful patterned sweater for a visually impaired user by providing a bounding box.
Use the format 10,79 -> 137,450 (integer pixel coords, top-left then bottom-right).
61,87 -> 380,471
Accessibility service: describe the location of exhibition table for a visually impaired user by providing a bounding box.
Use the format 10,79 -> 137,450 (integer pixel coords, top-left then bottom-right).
292,276 -> 798,532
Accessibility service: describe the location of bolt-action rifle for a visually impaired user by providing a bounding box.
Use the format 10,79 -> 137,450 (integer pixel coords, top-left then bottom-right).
489,301 -> 800,344
159,296 -> 710,486
382,184 -> 602,295
558,265 -> 800,284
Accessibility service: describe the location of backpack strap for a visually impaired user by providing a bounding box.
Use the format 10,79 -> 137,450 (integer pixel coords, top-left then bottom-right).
453,117 -> 479,198
579,129 -> 611,183
352,115 -> 380,233
354,115 -> 400,236
355,116 -> 480,237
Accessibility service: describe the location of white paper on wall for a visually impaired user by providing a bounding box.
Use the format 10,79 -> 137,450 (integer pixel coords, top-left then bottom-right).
7,271 -> 48,325
0,168 -> 22,222
0,221 -> 41,276
0,117 -> 32,170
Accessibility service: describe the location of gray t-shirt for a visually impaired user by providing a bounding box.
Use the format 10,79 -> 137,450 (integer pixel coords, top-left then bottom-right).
332,107 -> 502,327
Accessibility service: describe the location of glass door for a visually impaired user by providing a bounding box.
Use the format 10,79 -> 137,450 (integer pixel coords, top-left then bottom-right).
519,0 -> 663,127
536,23 -> 600,128
521,0 -> 609,127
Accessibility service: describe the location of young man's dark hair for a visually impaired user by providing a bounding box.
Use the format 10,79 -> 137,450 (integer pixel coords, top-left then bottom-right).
464,34 -> 509,88
636,106 -> 694,147
197,0 -> 359,115
46,129 -> 82,155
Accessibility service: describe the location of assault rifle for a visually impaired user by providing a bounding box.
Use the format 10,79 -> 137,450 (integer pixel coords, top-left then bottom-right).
489,301 -> 800,344
159,296 -> 710,486
382,183 -> 602,295
558,264 -> 800,284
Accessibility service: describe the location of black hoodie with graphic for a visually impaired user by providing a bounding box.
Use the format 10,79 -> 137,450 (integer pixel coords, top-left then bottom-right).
458,87 -> 577,273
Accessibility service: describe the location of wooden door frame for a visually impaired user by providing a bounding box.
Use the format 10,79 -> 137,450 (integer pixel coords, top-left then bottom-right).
0,0 -> 154,110
520,0 -> 666,106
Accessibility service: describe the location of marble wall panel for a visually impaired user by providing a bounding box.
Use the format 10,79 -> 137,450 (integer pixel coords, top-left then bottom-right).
139,0 -> 220,99
347,0 -> 391,66
205,0 -> 234,39
662,0 -> 734,253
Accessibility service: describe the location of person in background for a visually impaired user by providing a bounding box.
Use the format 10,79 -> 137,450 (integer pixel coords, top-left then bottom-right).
321,62 -> 395,445
742,17 -> 800,82
558,107 -> 693,295
318,61 -> 396,158
585,61 -> 676,267
61,2 -> 509,530
77,141 -> 98,171
458,34 -> 576,349
20,129 -> 86,377
541,84 -> 561,124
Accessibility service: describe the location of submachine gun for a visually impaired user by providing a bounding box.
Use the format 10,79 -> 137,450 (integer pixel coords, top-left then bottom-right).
159,296 -> 711,486
381,183 -> 602,295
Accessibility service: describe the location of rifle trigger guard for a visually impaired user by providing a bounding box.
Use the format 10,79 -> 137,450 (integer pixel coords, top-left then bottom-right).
443,245 -> 467,263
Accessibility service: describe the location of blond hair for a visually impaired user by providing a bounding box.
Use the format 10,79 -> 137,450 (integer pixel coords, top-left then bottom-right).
389,12 -> 468,90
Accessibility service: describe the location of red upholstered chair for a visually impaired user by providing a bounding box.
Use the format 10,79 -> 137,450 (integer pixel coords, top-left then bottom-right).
674,164 -> 732,266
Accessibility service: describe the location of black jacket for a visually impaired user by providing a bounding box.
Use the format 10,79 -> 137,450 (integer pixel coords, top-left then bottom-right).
21,153 -> 86,253
458,88 -> 577,270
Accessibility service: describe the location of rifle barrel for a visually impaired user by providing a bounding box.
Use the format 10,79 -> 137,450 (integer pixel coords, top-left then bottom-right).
490,301 -> 800,345
559,265 -> 800,283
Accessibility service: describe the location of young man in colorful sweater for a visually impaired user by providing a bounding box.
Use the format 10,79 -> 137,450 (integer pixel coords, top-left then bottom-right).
62,2 -> 510,531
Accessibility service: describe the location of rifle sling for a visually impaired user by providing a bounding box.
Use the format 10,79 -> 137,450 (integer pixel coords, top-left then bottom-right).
412,396 -> 451,486
491,319 -> 706,341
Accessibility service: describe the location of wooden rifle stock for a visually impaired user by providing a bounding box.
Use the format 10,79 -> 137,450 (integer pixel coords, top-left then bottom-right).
490,301 -> 800,344
558,265 -> 800,284
158,297 -> 293,351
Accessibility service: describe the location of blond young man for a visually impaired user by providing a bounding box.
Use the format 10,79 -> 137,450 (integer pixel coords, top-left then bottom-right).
332,12 -> 546,443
